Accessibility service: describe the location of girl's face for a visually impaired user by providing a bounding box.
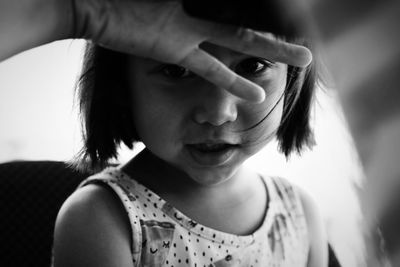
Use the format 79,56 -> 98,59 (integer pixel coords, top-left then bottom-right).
128,43 -> 287,186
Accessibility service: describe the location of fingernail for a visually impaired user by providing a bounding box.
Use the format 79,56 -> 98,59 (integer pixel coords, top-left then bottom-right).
297,46 -> 313,67
250,85 -> 266,103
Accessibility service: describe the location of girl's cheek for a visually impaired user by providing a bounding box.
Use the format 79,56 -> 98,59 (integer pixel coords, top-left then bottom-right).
251,70 -> 287,96
256,78 -> 286,109
239,77 -> 285,134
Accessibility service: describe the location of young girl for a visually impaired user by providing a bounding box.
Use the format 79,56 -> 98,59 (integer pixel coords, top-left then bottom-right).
51,5 -> 326,267
1,0 -> 326,266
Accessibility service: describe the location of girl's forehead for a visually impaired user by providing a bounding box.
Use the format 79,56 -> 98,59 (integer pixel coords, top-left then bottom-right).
130,36 -> 282,67
200,32 -> 279,58
130,42 -> 252,67
199,42 -> 244,58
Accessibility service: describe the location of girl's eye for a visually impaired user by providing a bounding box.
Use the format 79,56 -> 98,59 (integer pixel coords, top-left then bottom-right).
236,58 -> 273,76
161,64 -> 192,79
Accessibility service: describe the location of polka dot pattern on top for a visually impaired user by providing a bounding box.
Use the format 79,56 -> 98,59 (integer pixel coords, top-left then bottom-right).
79,167 -> 309,267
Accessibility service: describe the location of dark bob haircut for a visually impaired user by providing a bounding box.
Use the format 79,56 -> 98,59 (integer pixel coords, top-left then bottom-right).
75,35 -> 320,171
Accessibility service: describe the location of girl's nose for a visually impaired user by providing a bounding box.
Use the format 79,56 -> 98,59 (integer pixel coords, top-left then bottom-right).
192,87 -> 238,126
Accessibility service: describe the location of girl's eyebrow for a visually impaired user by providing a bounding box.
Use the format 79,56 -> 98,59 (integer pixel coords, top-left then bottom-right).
132,57 -> 167,74
200,42 -> 253,60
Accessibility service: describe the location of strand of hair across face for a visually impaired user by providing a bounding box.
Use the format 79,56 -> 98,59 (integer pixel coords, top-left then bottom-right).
239,90 -> 286,133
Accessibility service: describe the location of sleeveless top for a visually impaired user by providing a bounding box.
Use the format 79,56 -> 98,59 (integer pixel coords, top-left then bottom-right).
78,167 -> 309,267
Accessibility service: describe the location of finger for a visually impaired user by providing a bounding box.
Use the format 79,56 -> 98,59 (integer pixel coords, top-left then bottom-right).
179,48 -> 266,103
209,26 -> 313,67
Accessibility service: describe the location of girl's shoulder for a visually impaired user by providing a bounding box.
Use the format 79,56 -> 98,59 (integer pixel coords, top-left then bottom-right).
264,175 -> 321,220
262,175 -> 327,267
53,174 -> 134,267
262,174 -> 321,225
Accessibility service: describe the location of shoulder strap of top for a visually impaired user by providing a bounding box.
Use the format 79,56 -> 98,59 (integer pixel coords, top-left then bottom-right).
78,168 -> 142,267
268,176 -> 306,225
261,175 -> 310,264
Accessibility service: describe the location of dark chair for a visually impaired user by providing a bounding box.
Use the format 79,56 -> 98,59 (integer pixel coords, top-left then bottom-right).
0,161 -> 88,267
0,160 -> 342,267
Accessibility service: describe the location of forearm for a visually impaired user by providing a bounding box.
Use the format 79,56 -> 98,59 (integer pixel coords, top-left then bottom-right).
0,0 -> 74,61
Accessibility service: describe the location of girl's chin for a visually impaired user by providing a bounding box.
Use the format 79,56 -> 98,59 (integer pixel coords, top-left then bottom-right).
184,166 -> 239,187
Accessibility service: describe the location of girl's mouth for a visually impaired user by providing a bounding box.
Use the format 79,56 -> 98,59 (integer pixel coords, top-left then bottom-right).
185,143 -> 239,166
190,143 -> 238,153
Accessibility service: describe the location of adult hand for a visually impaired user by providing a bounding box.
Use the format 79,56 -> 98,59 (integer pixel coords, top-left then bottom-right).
71,0 -> 312,103
1,0 -> 312,102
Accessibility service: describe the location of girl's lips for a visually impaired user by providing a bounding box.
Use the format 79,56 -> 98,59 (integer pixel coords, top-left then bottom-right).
189,143 -> 238,152
185,143 -> 238,167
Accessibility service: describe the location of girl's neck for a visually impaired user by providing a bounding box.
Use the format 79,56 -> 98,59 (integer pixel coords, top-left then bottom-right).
122,149 -> 248,197
121,149 -> 268,235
